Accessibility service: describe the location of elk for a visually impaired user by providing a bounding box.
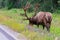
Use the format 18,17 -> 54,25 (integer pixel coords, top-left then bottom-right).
23,3 -> 52,32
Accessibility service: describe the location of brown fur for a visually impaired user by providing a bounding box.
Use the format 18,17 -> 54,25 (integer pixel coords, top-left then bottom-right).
28,12 -> 52,32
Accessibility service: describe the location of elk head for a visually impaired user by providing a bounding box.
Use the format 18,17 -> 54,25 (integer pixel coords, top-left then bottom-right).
23,3 -> 39,24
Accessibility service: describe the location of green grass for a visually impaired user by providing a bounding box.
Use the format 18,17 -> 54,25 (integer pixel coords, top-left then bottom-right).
0,9 -> 60,40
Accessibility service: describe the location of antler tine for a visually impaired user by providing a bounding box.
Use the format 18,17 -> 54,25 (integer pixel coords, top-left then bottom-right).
23,2 -> 30,19
26,2 -> 30,9
33,3 -> 40,17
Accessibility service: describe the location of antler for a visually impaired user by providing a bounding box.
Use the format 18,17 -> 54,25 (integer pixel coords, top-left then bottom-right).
33,3 -> 40,17
23,2 -> 30,19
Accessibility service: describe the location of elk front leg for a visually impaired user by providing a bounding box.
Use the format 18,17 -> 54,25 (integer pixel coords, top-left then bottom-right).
37,25 -> 39,28
43,25 -> 45,30
46,23 -> 50,32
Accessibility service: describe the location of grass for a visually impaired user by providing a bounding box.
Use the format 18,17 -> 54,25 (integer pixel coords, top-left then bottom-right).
0,9 -> 60,40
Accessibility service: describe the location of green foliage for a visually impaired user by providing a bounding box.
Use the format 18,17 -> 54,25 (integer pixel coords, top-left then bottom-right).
0,9 -> 60,40
0,0 -> 59,12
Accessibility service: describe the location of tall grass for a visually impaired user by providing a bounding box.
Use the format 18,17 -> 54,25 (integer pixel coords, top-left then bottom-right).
0,9 -> 60,40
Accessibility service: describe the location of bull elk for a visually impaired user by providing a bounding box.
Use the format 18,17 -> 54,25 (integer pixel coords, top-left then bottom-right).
23,3 -> 52,32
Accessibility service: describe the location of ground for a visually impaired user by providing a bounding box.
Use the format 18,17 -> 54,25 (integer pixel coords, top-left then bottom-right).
0,9 -> 60,40
0,24 -> 27,40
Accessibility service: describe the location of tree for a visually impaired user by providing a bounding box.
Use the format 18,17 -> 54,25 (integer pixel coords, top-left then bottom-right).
0,0 -> 59,12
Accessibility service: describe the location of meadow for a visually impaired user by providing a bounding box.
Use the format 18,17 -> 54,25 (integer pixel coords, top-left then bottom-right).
0,9 -> 60,40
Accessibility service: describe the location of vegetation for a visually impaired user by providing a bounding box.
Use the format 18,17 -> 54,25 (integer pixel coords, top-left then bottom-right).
0,0 -> 60,12
0,0 -> 60,40
0,9 -> 60,40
